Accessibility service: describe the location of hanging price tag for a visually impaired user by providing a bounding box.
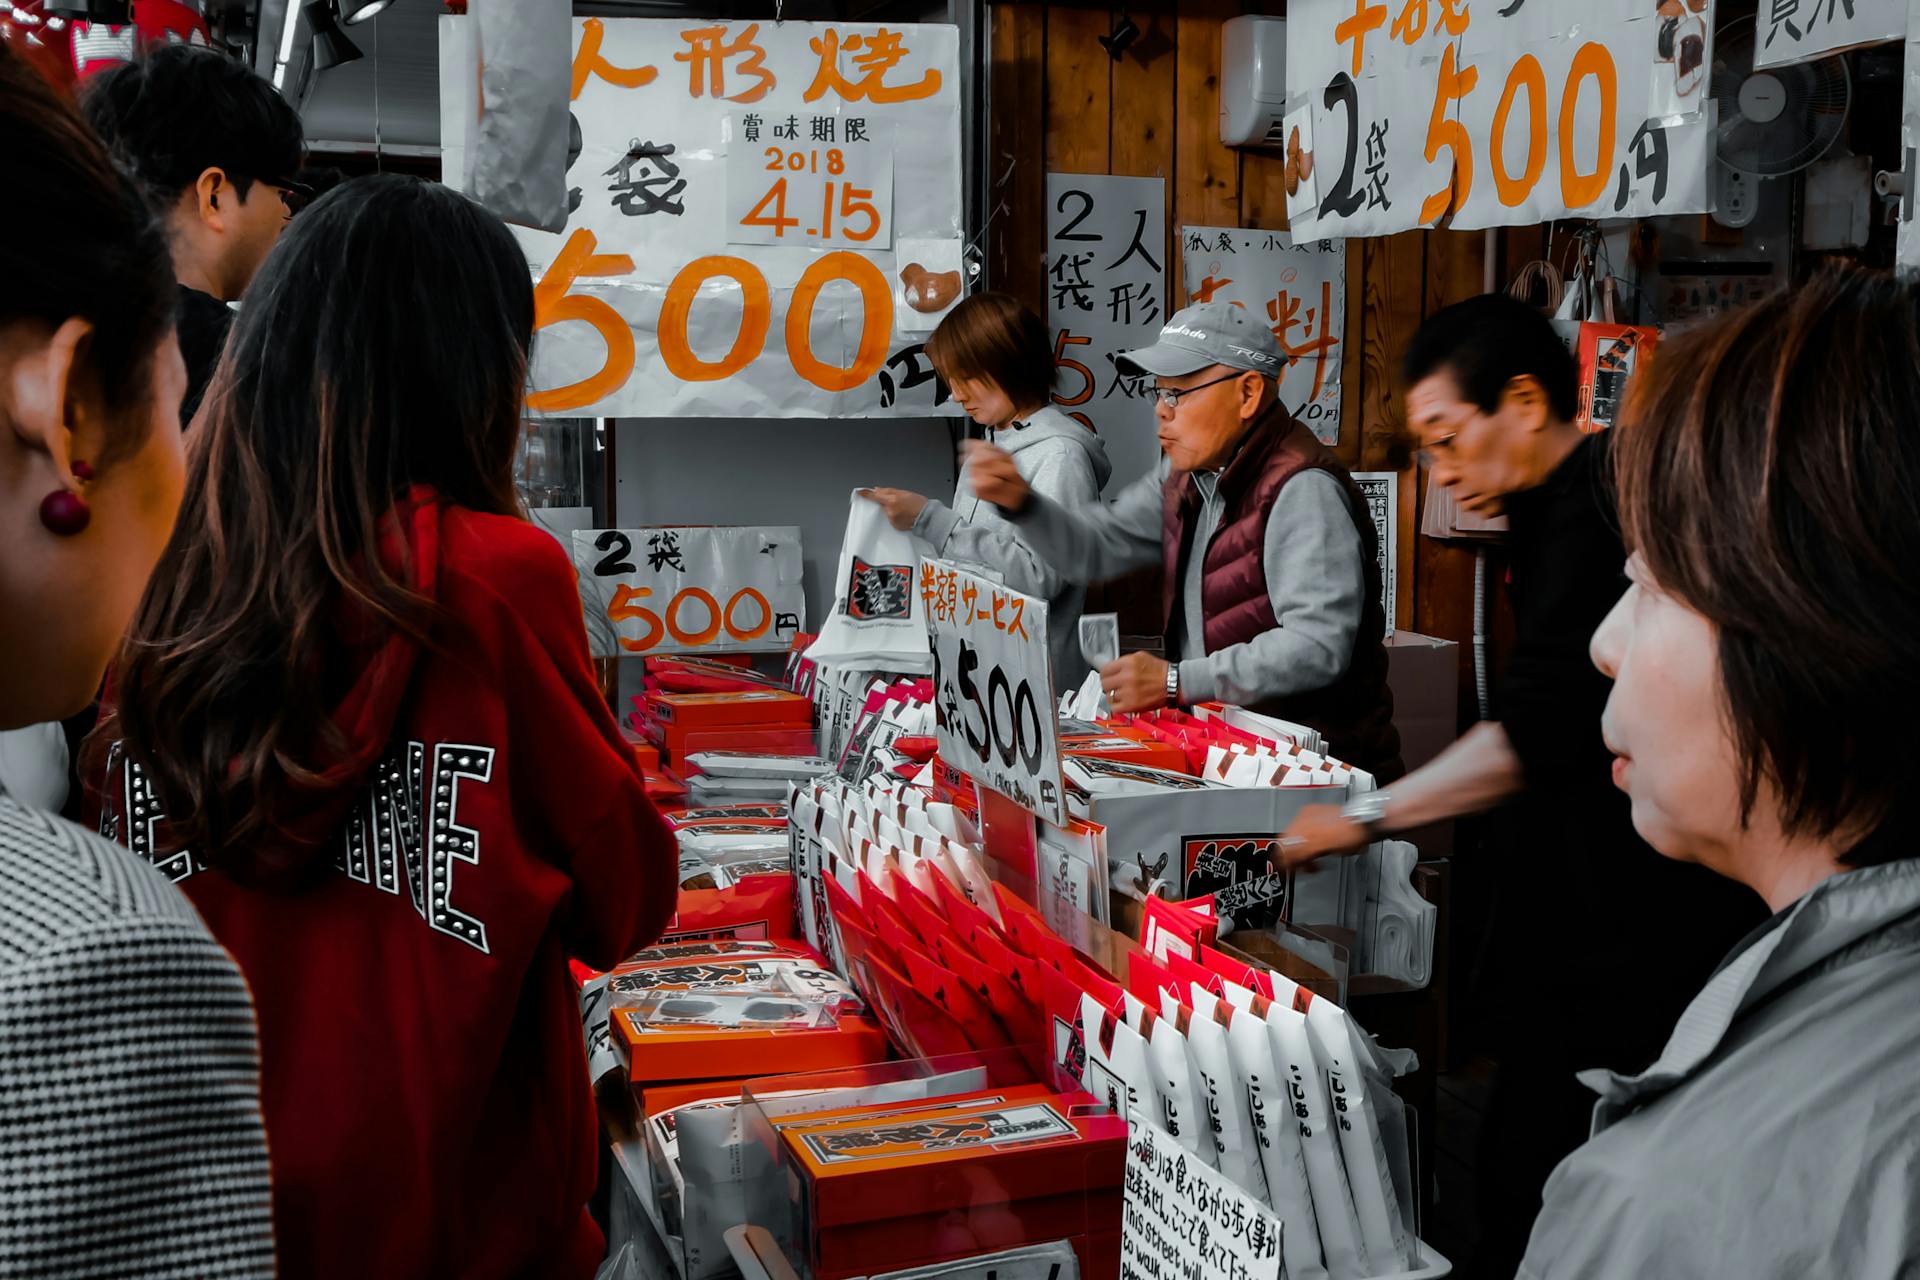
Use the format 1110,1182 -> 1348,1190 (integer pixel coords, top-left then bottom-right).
922,559 -> 1066,826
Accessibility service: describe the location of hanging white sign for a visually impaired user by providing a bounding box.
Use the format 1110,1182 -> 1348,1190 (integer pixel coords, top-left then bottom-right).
922,560 -> 1066,825
1283,0 -> 1717,237
1757,0 -> 1904,69
1046,173 -> 1169,488
1354,472 -> 1400,638
1179,226 -> 1346,446
440,17 -> 964,419
571,526 -> 806,659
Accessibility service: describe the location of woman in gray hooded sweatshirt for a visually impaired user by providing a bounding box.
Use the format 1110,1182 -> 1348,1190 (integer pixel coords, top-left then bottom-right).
862,291 -> 1111,690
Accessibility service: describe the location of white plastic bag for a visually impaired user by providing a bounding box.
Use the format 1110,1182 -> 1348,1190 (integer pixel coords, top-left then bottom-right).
804,492 -> 931,671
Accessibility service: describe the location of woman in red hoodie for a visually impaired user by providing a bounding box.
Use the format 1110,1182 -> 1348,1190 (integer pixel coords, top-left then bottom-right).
94,174 -> 677,1278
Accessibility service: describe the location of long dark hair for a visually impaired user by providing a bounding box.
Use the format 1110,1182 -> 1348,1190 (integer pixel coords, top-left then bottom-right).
105,174 -> 535,878
0,42 -> 174,457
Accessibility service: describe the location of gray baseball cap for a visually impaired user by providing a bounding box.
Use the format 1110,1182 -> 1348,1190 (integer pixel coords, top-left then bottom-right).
1116,301 -> 1288,378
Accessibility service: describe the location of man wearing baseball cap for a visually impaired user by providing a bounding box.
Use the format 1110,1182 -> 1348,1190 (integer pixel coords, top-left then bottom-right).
966,301 -> 1402,778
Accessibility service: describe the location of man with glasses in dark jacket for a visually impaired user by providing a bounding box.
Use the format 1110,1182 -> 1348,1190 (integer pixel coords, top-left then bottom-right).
83,44 -> 307,425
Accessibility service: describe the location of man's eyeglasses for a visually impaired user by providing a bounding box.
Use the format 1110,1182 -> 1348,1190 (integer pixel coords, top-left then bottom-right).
260,177 -> 317,220
1151,370 -> 1244,409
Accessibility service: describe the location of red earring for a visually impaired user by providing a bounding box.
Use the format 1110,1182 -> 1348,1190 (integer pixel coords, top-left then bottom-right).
41,460 -> 94,536
40,489 -> 91,536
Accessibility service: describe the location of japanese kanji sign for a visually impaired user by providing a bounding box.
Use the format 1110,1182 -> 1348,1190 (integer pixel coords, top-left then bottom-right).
571,526 -> 806,659
1045,173 -> 1169,488
1354,472 -> 1400,638
1180,227 -> 1346,446
922,559 -> 1066,825
1282,0 -> 1717,236
441,17 -> 963,418
1758,0 -> 1902,69
1123,1112 -> 1283,1280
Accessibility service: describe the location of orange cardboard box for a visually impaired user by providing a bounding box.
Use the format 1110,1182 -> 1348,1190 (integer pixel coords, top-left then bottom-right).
612,1010 -> 890,1085
780,1091 -> 1126,1276
647,690 -> 812,731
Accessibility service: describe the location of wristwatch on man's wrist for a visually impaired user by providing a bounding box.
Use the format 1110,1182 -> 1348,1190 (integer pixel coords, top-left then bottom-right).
1339,790 -> 1393,839
1165,662 -> 1181,707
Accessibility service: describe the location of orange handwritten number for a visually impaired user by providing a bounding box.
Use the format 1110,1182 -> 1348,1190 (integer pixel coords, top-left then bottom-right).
609,585 -> 664,652
529,229 -> 636,413
659,256 -> 771,382
1558,43 -> 1617,209
1419,43 -> 1479,225
786,253 -> 892,392
1491,54 -> 1547,208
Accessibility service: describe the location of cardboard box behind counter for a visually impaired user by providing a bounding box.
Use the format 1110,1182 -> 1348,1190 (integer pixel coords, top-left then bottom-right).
1385,630 -> 1460,859
612,1009 -> 890,1086
779,1089 -> 1126,1279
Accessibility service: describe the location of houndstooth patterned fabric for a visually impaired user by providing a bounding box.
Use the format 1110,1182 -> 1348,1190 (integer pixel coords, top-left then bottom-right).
0,790 -> 274,1278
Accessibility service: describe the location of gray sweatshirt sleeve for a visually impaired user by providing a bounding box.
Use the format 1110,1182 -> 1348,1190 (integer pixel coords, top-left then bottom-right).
1003,462 -> 1167,582
911,439 -> 1101,599
1177,470 -> 1365,704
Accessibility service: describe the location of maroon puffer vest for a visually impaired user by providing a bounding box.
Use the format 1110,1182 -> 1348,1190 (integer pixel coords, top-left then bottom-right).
1161,405 -> 1403,779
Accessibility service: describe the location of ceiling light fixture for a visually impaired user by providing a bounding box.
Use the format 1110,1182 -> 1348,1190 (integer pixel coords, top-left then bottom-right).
303,0 -> 361,70
340,0 -> 395,25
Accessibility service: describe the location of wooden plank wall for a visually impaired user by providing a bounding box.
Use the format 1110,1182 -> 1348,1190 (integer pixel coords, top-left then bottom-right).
987,0 -> 1520,727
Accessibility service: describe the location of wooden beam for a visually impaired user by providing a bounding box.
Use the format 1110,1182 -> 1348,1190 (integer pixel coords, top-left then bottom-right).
1108,7 -> 1177,309
987,3 -> 1047,310
1043,4 -> 1112,176
1172,0 -> 1242,301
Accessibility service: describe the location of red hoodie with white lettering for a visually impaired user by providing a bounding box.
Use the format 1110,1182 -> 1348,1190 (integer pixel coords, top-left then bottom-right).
94,490 -> 676,1280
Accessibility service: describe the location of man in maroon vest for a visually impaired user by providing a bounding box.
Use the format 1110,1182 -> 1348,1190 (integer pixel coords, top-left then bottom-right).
966,302 -> 1402,779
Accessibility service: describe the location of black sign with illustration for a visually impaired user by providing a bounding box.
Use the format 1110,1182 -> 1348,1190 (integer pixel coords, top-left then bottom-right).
1183,833 -> 1291,930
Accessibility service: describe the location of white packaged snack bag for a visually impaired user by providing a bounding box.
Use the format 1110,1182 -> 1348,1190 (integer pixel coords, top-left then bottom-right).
1165,990 -> 1267,1198
1146,1012 -> 1219,1168
1206,985 -> 1328,1280
1079,993 -> 1161,1124
1255,989 -> 1371,1280
1295,987 -> 1414,1271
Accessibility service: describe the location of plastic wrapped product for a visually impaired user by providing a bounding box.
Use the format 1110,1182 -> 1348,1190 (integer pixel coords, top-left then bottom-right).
1147,1007 -> 1220,1168
1164,990 -> 1266,1197
1209,985 -> 1329,1280
1252,989 -> 1369,1280
1300,994 -> 1414,1272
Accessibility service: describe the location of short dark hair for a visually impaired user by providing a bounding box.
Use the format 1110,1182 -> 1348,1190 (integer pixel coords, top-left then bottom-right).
1401,293 -> 1579,424
925,291 -> 1055,413
0,42 -> 174,463
1614,265 -> 1920,865
81,44 -> 304,209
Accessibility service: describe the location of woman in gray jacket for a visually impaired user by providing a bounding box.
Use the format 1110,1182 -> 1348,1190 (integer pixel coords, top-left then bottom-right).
1522,266 -> 1920,1279
863,292 -> 1110,690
